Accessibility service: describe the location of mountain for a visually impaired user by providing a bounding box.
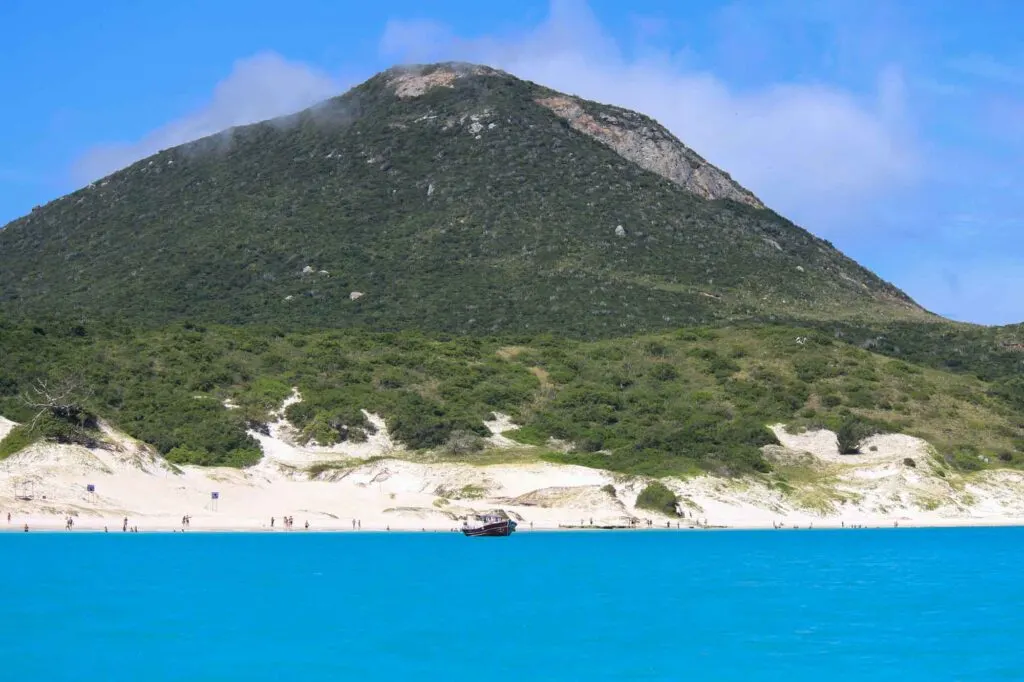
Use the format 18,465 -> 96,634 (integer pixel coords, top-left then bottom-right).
0,63 -> 926,336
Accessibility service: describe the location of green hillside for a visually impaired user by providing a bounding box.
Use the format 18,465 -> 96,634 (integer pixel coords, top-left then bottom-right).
1,318 -> 1021,472
0,63 -> 924,335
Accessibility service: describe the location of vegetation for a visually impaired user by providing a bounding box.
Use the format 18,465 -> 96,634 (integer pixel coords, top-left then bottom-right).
635,481 -> 679,516
0,319 -> 1020,474
836,417 -> 878,455
0,375 -> 101,459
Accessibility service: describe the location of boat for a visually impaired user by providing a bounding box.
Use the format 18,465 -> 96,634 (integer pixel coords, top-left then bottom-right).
462,512 -> 517,537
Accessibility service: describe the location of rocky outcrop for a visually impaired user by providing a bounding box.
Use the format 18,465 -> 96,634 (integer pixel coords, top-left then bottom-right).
387,63 -> 494,99
536,95 -> 764,208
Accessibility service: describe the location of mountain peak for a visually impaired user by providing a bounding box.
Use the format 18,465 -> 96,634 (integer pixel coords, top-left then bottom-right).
383,62 -> 503,98
0,61 -> 925,333
376,62 -> 762,207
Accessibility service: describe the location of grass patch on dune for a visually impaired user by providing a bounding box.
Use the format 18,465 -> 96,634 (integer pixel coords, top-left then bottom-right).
0,425 -> 39,460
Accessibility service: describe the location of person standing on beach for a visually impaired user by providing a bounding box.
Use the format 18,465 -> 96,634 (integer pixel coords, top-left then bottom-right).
271,516 -> 275,529
305,520 -> 309,530
357,519 -> 361,530
123,517 -> 128,532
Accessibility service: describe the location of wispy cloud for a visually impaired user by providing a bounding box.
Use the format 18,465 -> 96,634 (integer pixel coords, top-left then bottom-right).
380,0 -> 920,230
72,53 -> 342,183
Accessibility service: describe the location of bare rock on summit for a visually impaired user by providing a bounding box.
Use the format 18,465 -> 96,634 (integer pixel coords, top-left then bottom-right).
536,95 -> 763,208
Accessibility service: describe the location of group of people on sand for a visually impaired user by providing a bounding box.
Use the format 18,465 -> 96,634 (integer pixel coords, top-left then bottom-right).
270,515 -> 309,530
181,515 -> 191,529
772,520 -> 901,530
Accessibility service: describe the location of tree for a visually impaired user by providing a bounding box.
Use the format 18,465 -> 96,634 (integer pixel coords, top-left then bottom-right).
21,376 -> 99,447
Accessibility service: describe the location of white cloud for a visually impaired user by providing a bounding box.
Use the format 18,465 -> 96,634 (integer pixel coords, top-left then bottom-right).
379,0 -> 920,230
72,52 -> 341,183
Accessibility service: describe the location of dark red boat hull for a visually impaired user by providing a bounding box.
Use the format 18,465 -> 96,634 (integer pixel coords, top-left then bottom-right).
462,520 -> 517,537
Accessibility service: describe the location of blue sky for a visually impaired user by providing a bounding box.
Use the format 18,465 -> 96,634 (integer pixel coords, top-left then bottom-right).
2,0 -> 1022,324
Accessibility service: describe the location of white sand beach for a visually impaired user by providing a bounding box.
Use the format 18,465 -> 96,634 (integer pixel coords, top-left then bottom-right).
3,403 -> 1024,533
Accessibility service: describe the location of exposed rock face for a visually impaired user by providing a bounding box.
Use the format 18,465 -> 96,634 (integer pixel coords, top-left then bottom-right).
388,64 -> 493,99
536,96 -> 764,208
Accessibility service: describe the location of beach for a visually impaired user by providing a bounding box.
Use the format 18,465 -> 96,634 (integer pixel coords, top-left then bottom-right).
5,409 -> 1024,533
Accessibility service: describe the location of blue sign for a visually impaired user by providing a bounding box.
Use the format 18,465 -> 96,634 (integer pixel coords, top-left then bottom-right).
86,484 -> 95,493
211,492 -> 220,500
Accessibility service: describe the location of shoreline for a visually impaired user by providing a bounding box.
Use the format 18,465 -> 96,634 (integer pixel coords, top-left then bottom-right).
5,516 -> 1024,534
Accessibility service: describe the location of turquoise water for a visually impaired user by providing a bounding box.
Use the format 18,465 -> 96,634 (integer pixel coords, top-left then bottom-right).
1,528 -> 1022,681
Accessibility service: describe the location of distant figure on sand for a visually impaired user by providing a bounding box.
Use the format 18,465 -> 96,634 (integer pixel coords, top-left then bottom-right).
123,518 -> 128,532
23,523 -> 29,532
271,517 -> 275,529
305,520 -> 309,530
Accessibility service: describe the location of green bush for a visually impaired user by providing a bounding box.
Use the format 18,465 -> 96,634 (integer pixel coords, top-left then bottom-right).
635,481 -> 679,516
836,417 -> 877,455
0,425 -> 39,459
506,425 -> 548,446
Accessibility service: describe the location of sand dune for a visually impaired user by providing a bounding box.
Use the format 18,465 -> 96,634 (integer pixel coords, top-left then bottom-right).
3,410 -> 1024,533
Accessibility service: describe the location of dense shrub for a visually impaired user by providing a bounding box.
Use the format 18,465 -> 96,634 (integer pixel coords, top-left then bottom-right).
836,417 -> 878,455
635,481 -> 679,516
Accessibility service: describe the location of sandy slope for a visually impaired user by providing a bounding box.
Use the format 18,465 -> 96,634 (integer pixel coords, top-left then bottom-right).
3,409 -> 1024,533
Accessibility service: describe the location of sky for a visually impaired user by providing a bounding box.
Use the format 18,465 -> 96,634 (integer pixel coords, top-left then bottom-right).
1,0 -> 1022,325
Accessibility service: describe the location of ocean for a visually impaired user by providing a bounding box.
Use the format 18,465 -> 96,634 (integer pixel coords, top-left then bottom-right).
1,527 -> 1021,681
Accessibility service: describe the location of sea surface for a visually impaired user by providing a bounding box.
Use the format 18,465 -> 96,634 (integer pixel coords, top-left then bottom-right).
1,527 -> 1022,681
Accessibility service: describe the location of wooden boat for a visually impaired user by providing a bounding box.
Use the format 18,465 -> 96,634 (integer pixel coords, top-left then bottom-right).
462,512 -> 517,537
